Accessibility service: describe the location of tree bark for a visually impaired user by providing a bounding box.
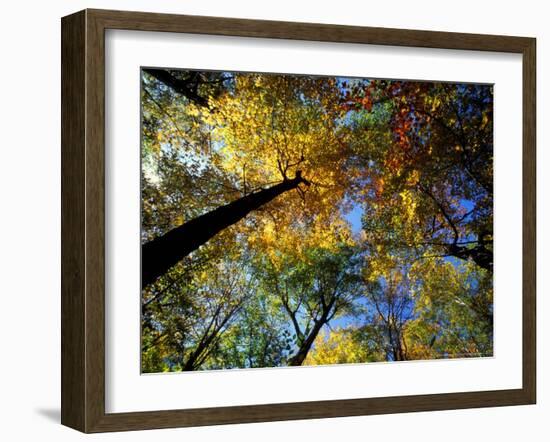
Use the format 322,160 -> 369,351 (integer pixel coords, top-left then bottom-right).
287,296 -> 335,366
287,319 -> 325,366
142,172 -> 308,288
448,243 -> 493,272
143,68 -> 210,107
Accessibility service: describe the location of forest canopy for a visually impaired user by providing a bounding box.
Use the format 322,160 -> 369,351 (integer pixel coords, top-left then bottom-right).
140,68 -> 493,372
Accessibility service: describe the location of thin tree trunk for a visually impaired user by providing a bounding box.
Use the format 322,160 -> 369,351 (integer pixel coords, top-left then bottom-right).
287,296 -> 335,366
142,172 -> 308,288
287,319 -> 325,366
182,301 -> 242,371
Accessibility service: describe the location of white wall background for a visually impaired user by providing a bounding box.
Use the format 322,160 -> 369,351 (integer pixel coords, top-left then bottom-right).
0,0 -> 546,440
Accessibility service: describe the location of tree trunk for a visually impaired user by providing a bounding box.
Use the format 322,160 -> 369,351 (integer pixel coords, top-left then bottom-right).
142,172 -> 307,288
143,68 -> 210,107
287,319 -> 325,366
287,296 -> 335,367
448,243 -> 492,272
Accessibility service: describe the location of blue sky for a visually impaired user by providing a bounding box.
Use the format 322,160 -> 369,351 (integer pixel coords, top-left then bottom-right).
344,203 -> 364,235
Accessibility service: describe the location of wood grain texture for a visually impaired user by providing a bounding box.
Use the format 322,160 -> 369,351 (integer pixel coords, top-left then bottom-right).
60,8 -> 537,433
61,10 -> 86,431
84,9 -> 107,433
89,8 -> 532,53
522,38 -> 536,403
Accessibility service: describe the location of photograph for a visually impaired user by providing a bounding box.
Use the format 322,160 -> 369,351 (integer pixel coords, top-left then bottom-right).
140,68 -> 494,373
0,0 -> 542,438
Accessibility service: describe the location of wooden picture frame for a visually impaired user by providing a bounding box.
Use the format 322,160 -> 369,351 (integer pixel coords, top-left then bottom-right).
61,8 -> 536,433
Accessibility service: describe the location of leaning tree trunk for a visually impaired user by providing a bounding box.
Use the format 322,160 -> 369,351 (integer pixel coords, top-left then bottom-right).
142,68 -> 210,107
287,297 -> 335,366
287,319 -> 326,366
142,172 -> 308,288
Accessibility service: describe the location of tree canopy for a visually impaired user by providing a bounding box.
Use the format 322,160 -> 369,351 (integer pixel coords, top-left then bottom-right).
140,68 -> 493,372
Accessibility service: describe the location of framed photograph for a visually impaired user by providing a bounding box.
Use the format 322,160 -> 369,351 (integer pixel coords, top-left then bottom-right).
61,9 -> 536,433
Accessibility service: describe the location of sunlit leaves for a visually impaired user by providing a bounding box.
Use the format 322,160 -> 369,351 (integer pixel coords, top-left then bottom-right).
207,74 -> 354,254
345,80 -> 493,271
304,328 -> 373,365
140,69 -> 493,371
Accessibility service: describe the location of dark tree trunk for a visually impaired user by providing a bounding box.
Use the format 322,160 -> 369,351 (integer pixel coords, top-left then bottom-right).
448,243 -> 493,272
142,172 -> 307,288
287,319 -> 326,366
182,328 -> 220,371
287,296 -> 335,367
143,68 -> 210,107
181,303 -> 239,371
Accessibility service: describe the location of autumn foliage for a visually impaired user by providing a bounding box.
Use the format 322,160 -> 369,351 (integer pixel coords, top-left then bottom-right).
141,69 -> 493,372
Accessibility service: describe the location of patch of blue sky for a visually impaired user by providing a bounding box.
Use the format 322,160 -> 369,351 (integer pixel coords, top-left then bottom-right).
342,203 -> 364,236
